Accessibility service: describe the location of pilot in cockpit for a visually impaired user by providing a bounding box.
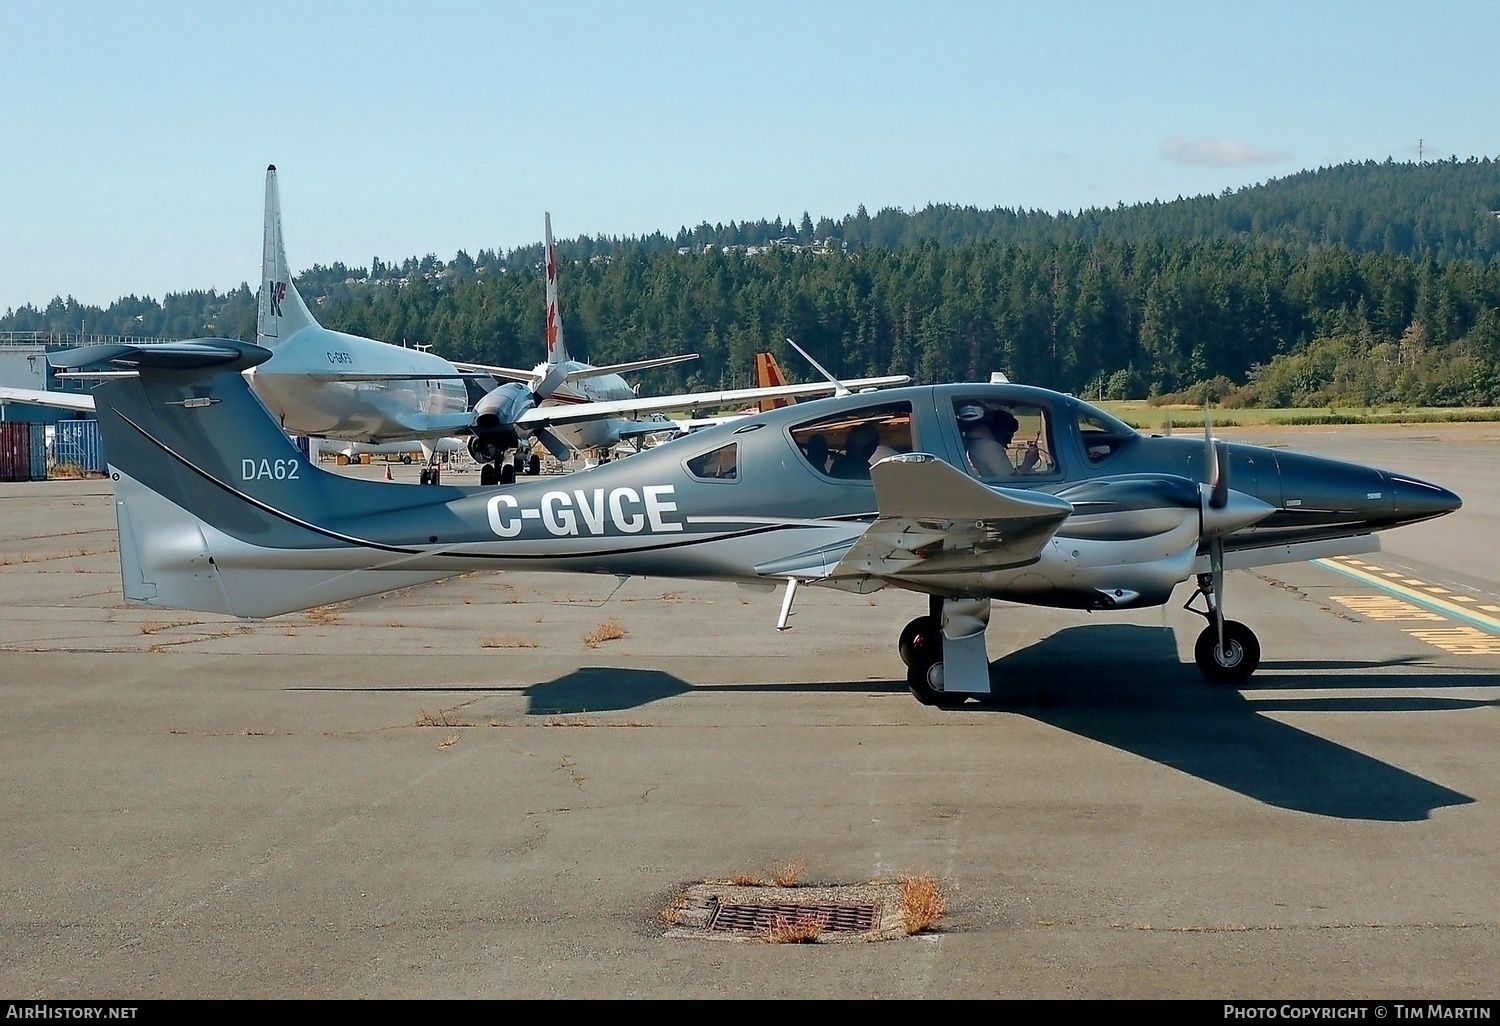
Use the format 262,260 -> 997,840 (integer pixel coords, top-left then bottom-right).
959,404 -> 1037,477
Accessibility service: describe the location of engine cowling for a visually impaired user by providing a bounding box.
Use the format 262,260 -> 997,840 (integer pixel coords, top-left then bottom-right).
467,381 -> 532,463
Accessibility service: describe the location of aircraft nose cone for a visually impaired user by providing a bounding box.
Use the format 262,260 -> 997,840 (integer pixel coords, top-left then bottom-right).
1389,473 -> 1462,523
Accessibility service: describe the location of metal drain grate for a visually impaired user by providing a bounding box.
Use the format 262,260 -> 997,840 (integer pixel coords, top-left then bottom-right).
708,901 -> 881,934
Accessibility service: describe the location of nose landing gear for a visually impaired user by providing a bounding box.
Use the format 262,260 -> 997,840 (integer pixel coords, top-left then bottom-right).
1185,572 -> 1260,683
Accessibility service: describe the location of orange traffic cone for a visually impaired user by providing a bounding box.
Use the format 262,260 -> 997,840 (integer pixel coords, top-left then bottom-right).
385,464 -> 393,481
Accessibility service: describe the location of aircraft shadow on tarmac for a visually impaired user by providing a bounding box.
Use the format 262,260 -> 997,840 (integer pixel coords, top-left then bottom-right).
525,625 -> 1483,823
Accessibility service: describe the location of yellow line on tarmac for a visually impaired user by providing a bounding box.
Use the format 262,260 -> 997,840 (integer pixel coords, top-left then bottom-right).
1315,559 -> 1500,635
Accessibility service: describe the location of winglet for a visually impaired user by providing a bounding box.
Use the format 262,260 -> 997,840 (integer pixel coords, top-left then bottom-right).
257,165 -> 319,346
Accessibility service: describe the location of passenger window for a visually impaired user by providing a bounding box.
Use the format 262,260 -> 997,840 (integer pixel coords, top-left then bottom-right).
790,404 -> 914,481
1075,406 -> 1139,463
953,399 -> 1056,480
686,443 -> 738,481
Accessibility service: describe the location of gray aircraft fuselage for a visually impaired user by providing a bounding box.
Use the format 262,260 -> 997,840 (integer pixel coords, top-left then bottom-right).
90,346 -> 1461,621
247,325 -> 469,444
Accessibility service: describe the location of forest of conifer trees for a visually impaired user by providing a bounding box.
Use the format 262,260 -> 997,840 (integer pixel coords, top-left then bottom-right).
6,158 -> 1498,406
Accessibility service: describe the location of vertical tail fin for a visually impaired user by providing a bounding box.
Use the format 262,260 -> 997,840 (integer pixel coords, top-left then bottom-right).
754,352 -> 794,413
543,212 -> 570,365
257,165 -> 319,346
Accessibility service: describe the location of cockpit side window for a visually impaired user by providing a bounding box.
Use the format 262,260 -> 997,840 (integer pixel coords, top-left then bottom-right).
952,398 -> 1058,481
685,442 -> 738,481
1075,405 -> 1139,464
789,403 -> 914,481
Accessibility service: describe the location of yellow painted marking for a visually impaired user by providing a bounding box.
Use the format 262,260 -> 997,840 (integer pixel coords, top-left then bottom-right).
1382,571 -> 1405,578
1450,595 -> 1476,603
1402,578 -> 1426,585
1313,560 -> 1500,634
1402,627 -> 1500,656
1331,595 -> 1445,621
1423,586 -> 1451,594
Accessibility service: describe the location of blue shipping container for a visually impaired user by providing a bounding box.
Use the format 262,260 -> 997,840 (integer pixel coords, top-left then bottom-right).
53,419 -> 107,475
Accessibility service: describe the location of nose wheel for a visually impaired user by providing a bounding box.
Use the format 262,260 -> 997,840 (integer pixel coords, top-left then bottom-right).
1193,619 -> 1260,682
1185,572 -> 1260,683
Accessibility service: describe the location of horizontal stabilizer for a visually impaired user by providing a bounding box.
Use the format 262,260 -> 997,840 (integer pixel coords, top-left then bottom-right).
48,339 -> 271,372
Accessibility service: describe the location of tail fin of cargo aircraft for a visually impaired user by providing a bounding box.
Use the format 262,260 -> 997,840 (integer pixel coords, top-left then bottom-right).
51,340 -> 459,618
257,165 -> 320,346
542,212 -> 572,366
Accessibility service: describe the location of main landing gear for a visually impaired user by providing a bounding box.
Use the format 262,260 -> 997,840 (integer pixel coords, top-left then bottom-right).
1184,571 -> 1261,683
897,595 -> 992,707
479,451 -> 542,487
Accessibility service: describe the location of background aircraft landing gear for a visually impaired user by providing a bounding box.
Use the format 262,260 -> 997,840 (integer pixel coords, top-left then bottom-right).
499,463 -> 516,485
527,453 -> 541,476
1185,572 -> 1260,683
479,463 -> 498,486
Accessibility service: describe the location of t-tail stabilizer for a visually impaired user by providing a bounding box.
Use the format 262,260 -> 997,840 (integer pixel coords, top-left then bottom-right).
52,339 -> 462,618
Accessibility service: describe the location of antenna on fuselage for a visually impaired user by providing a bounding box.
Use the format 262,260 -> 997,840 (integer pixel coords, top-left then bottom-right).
784,337 -> 850,398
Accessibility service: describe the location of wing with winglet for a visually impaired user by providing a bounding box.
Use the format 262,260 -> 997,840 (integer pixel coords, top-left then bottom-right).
814,453 -> 1074,592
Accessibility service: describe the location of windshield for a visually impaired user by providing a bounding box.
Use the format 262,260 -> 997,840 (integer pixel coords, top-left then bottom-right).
1074,402 -> 1139,464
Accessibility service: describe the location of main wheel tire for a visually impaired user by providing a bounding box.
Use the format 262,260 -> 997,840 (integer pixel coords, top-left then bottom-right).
400,454 -> 412,464
898,615 -> 939,667
1194,620 -> 1261,683
907,657 -> 968,707
419,468 -> 431,485
499,463 -> 516,485
904,629 -> 966,706
527,454 -> 541,476
479,464 -> 498,487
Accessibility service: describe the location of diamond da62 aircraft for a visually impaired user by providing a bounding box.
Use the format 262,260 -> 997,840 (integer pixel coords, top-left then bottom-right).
62,337 -> 1461,704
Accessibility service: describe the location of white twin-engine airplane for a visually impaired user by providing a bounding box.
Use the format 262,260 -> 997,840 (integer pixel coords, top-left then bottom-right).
454,213 -> 910,484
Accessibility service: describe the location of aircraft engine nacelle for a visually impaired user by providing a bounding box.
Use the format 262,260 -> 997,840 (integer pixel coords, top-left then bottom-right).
468,381 -> 532,463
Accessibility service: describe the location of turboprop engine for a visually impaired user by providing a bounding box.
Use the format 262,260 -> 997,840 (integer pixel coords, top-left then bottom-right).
467,381 -> 532,464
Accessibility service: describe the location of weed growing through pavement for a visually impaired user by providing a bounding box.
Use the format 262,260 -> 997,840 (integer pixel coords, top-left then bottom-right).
582,620 -> 627,648
480,636 -> 538,648
414,708 -> 472,727
771,857 -> 807,887
899,875 -> 947,935
759,911 -> 826,944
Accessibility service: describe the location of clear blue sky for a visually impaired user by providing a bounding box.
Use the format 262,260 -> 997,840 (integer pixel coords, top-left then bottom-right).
2,0 -> 1495,312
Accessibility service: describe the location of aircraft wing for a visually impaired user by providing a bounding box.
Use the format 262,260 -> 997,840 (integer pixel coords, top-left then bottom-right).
562,353 -> 699,382
821,454 -> 1073,589
451,362 -> 537,384
0,386 -> 96,413
514,374 -> 911,428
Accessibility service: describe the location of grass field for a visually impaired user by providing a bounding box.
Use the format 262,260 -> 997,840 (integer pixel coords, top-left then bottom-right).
1097,401 -> 1500,431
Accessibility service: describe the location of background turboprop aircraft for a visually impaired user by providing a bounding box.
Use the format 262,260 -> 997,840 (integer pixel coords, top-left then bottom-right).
0,165 -> 480,484
455,214 -> 911,484
3,181 -> 907,486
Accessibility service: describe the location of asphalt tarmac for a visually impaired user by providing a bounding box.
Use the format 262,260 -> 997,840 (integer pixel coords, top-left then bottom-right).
0,424 -> 1495,999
